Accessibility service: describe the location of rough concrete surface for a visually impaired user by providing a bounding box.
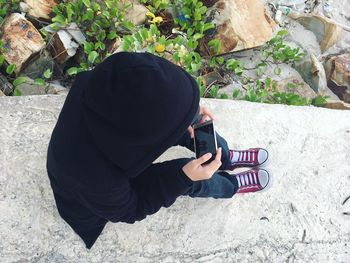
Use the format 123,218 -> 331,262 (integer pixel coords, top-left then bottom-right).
0,95 -> 349,263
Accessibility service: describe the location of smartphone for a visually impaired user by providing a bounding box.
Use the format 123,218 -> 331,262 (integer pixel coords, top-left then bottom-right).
193,120 -> 218,165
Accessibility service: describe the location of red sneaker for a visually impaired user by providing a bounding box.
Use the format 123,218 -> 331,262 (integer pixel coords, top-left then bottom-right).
228,148 -> 269,170
234,168 -> 272,194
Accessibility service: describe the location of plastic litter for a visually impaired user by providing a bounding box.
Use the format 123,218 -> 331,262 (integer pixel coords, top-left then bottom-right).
322,0 -> 333,18
275,0 -> 306,11
269,0 -> 350,32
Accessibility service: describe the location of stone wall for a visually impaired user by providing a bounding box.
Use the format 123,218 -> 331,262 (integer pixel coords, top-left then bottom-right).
0,95 -> 349,262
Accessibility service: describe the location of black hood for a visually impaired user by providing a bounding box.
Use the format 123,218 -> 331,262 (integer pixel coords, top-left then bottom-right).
76,52 -> 200,177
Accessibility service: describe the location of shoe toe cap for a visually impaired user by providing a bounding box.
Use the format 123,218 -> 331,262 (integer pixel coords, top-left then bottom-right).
258,149 -> 268,164
258,169 -> 270,188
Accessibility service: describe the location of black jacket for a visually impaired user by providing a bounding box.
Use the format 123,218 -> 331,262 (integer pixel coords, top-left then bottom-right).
46,52 -> 200,249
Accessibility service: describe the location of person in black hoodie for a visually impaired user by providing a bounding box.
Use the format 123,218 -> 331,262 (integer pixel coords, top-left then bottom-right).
46,52 -> 271,249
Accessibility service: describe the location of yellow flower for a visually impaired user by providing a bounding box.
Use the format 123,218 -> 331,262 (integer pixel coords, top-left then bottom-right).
153,16 -> 163,24
146,11 -> 163,24
146,12 -> 156,19
155,44 -> 165,53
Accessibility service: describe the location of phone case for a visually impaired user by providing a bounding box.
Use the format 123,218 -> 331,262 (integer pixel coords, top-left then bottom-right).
193,120 -> 218,164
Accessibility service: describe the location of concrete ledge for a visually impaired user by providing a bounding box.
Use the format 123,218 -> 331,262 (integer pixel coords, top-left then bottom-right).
0,95 -> 349,262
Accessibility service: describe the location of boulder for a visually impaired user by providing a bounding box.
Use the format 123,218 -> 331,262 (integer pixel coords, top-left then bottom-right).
14,79 -> 65,96
21,50 -> 56,80
0,95 -> 349,261
96,0 -> 148,25
294,53 -> 339,99
324,53 -> 350,103
324,99 -> 350,110
277,76 -> 317,99
289,12 -> 342,53
23,0 -> 58,20
123,0 -> 149,25
201,0 -> 276,55
0,13 -> 46,74
0,89 -> 4,97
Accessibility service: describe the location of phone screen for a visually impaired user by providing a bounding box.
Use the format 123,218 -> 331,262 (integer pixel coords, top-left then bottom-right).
194,121 -> 217,162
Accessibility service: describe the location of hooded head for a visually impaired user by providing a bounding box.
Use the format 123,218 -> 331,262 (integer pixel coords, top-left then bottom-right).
76,52 -> 200,177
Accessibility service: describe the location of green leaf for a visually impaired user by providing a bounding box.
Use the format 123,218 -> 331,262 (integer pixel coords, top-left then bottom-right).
226,59 -> 241,71
122,21 -> 135,31
216,57 -> 225,65
66,4 -> 74,22
234,67 -> 243,76
287,82 -> 297,89
52,15 -> 66,25
187,39 -> 198,49
6,64 -> 16,75
13,88 -> 22,96
88,51 -> 99,64
134,32 -> 143,44
312,95 -> 328,107
34,78 -> 46,86
107,31 -> 117,40
198,6 -> 207,15
193,33 -> 204,41
232,89 -> 240,98
82,0 -> 91,7
67,67 -> 79,76
43,69 -> 53,79
208,39 -> 221,55
83,41 -> 94,54
277,29 -> 289,37
274,66 -> 282,75
0,55 -> 4,67
203,22 -> 215,32
219,93 -> 229,99
13,77 -> 29,87
141,28 -> 149,40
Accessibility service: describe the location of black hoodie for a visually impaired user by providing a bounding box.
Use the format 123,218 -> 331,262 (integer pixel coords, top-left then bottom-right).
46,52 -> 200,249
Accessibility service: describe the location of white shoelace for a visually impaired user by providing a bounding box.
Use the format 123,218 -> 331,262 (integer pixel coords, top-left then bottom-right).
237,172 -> 258,187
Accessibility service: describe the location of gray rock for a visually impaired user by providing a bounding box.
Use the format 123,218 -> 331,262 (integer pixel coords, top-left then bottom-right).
277,76 -> 317,99
324,52 -> 350,103
0,73 -> 13,96
15,82 -> 47,95
15,80 -> 69,96
0,95 -> 349,262
21,50 -> 56,80
294,53 -> 339,99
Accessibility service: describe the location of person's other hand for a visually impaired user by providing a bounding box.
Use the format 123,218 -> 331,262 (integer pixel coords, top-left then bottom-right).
187,106 -> 216,139
182,147 -> 222,181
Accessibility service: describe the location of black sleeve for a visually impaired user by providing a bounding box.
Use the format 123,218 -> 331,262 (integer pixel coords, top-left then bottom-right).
78,158 -> 195,223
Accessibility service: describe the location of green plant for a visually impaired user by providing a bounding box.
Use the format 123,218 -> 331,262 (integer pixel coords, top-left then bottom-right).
47,0 -> 134,75
173,0 -> 214,34
0,0 -> 20,24
219,30 -> 327,106
0,0 -> 329,108
262,30 -> 305,65
139,0 -> 170,13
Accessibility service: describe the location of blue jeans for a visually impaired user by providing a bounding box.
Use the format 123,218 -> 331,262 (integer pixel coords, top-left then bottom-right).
174,114 -> 239,199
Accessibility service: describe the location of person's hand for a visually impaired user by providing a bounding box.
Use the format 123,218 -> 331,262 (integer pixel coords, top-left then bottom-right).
182,147 -> 222,181
187,106 -> 216,139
